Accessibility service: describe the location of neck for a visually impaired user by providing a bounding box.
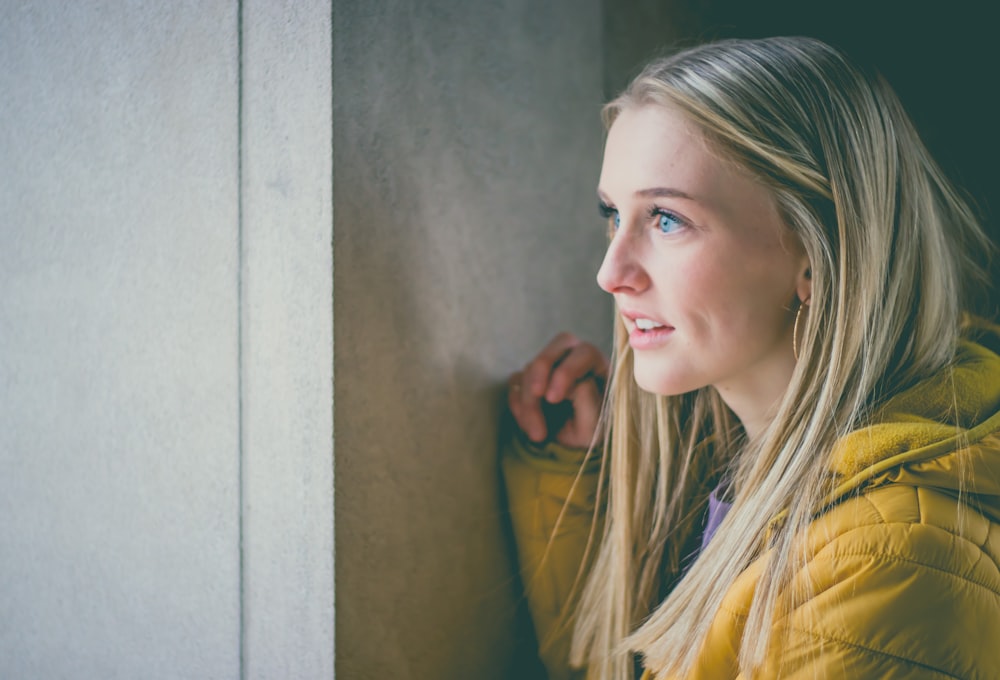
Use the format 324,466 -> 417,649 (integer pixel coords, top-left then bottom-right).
714,354 -> 797,441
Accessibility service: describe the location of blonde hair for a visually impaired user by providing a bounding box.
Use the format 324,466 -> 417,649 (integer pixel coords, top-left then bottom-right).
569,37 -> 993,679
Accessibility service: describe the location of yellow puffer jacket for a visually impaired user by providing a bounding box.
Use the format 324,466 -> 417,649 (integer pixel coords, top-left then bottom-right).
502,329 -> 1000,679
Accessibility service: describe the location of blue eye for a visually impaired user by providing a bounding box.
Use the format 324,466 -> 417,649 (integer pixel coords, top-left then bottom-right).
598,201 -> 620,232
654,209 -> 683,234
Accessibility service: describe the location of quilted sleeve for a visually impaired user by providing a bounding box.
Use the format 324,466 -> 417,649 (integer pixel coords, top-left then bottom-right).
758,518 -> 1000,679
501,434 -> 603,680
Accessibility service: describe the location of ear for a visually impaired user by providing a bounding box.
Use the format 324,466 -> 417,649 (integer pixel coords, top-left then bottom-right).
796,263 -> 812,304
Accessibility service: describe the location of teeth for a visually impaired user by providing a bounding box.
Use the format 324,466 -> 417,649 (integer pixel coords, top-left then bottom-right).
635,318 -> 664,330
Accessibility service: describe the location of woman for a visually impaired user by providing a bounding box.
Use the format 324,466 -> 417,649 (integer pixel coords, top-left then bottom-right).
502,37 -> 999,679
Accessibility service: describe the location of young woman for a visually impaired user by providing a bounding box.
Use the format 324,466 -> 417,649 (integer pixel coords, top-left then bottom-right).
503,37 -> 999,679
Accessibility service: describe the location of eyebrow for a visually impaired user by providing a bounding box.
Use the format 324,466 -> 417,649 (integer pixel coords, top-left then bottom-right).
597,187 -> 698,203
636,187 -> 697,201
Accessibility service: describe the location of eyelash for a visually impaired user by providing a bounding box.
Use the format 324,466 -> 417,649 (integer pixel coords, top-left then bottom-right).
598,201 -> 620,234
598,201 -> 687,236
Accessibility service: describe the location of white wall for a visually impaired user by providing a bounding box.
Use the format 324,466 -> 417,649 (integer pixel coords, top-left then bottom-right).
241,1 -> 334,676
0,2 -> 333,678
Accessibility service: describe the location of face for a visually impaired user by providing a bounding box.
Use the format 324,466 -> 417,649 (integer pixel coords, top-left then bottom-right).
596,105 -> 810,426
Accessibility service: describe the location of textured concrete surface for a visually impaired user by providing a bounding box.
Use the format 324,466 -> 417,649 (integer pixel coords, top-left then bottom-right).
0,3 -> 241,677
333,1 -> 610,677
0,0 -> 665,677
241,1 -> 334,677
0,2 -> 334,678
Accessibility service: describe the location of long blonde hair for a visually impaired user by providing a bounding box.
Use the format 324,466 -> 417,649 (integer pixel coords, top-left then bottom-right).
569,37 -> 993,679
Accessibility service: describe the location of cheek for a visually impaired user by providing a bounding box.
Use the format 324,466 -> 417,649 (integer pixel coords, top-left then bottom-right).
670,247 -> 795,338
668,255 -> 739,319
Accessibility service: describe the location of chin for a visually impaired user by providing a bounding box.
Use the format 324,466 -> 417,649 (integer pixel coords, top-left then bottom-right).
631,362 -> 700,397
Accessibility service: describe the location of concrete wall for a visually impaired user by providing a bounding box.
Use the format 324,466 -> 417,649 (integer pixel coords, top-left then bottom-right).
241,1 -> 334,677
2,0 -> 615,677
0,2 -> 332,678
332,1 -> 611,677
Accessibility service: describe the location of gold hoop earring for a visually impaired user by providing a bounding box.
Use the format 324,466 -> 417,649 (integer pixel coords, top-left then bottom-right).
792,298 -> 810,362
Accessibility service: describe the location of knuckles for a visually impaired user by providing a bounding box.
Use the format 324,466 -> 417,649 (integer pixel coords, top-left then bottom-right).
553,331 -> 579,345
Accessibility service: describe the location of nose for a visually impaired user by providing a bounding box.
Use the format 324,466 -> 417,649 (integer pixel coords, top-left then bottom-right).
596,230 -> 650,294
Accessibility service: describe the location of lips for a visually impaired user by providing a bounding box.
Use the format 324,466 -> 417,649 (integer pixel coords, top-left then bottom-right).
619,307 -> 675,349
619,307 -> 672,332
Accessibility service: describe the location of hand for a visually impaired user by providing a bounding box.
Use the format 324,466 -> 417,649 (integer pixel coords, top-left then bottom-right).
507,333 -> 609,449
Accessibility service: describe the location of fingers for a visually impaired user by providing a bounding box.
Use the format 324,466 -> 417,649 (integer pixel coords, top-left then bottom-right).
508,333 -> 609,443
554,377 -> 604,450
568,377 -> 603,435
543,342 -> 609,404
507,370 -> 546,442
516,333 -> 580,442
522,332 -> 581,400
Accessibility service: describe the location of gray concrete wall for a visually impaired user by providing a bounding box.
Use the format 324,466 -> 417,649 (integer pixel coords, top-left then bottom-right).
0,4 -> 241,676
241,0 -> 334,676
333,1 -> 610,677
1,0 -> 613,677
0,2 -> 333,678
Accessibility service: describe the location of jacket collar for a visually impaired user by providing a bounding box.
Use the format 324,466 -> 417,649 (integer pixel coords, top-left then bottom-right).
823,325 -> 1000,517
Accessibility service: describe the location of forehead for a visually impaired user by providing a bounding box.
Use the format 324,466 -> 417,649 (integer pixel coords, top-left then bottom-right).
599,105 -> 729,198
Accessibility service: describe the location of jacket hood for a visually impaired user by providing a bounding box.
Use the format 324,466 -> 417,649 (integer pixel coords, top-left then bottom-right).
822,320 -> 1000,521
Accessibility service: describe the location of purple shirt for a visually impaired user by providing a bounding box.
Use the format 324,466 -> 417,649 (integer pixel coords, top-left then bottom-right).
700,484 -> 732,552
